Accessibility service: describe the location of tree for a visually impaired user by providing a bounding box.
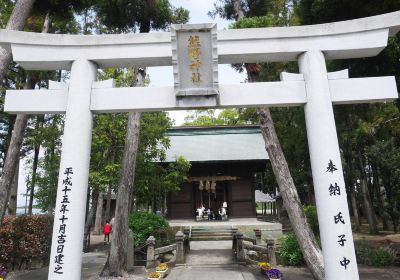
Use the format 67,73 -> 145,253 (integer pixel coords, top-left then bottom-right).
0,0 -> 91,224
94,1 -> 189,275
295,0 -> 400,233
213,1 -> 325,278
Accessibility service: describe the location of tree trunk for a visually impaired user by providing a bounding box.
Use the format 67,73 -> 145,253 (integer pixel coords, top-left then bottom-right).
0,74 -> 37,225
371,163 -> 388,230
233,0 -> 244,20
345,153 -> 361,232
0,9 -> 50,223
259,108 -> 324,280
0,0 -> 36,82
28,141 -> 40,215
230,2 -> 323,276
358,155 -> 378,234
105,185 -> 112,220
93,192 -> 104,235
83,188 -> 99,251
7,161 -> 19,215
350,183 -> 361,232
103,68 -> 144,276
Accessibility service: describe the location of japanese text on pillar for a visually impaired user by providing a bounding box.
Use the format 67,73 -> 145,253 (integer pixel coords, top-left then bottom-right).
53,167 -> 73,274
326,159 -> 350,270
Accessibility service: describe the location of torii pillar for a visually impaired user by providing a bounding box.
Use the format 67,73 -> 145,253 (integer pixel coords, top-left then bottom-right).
48,59 -> 97,279
300,51 -> 358,278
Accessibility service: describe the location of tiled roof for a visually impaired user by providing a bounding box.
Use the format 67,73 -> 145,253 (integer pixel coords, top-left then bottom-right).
164,125 -> 269,162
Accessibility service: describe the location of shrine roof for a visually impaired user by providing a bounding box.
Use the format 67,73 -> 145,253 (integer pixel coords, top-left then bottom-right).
164,125 -> 269,162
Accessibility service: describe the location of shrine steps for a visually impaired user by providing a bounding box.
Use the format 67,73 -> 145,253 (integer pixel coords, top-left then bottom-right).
190,226 -> 235,241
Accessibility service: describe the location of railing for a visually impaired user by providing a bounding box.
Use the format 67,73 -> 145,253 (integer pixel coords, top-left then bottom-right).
146,230 -> 190,268
232,229 -> 277,265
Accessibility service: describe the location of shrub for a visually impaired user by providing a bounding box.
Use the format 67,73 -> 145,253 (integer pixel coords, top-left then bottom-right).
368,247 -> 396,267
304,205 -> 319,237
128,211 -> 169,247
355,239 -> 396,266
0,215 -> 52,270
278,233 -> 303,266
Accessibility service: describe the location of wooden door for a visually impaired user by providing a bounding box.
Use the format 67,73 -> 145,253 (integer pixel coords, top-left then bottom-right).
167,182 -> 193,219
228,180 -> 256,217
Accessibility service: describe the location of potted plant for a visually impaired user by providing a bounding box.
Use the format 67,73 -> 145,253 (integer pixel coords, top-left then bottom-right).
156,263 -> 168,274
266,268 -> 282,280
257,262 -> 270,274
148,272 -> 161,280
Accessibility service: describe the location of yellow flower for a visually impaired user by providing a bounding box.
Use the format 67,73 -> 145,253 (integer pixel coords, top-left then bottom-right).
149,272 -> 161,278
258,262 -> 270,269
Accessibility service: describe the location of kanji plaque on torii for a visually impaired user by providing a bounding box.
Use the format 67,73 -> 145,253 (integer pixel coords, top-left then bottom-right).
1,11 -> 400,280
171,23 -> 219,107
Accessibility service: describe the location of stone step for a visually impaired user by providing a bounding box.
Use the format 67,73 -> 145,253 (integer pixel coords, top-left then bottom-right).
190,236 -> 233,241
191,232 -> 234,237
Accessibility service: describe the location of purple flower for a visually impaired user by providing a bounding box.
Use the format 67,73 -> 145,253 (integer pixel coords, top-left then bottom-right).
0,266 -> 8,278
266,268 -> 282,279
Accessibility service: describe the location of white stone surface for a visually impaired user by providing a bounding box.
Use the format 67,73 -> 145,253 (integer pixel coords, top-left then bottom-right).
5,76 -> 397,114
330,76 -> 398,104
48,59 -> 97,280
299,50 -> 358,280
0,11 -> 399,70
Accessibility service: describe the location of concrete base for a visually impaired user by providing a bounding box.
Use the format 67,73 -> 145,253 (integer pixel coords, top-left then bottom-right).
169,218 -> 283,240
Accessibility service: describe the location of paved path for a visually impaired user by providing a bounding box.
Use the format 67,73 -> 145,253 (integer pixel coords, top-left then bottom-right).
7,239 -> 400,280
186,241 -> 235,265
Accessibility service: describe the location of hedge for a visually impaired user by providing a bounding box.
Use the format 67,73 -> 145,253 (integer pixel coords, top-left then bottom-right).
0,215 -> 53,271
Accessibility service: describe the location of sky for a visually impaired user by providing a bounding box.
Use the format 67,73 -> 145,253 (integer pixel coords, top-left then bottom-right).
16,1 -> 246,209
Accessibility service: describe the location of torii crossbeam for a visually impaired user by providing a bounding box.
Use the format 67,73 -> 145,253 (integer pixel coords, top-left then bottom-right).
1,11 -> 400,280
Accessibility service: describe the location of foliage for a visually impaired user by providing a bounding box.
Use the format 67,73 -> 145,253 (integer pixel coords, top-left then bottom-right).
367,247 -> 396,267
183,109 -> 247,126
278,233 -> 303,266
34,115 -> 64,212
355,239 -> 396,267
128,211 -> 169,246
230,15 -> 275,29
0,215 -> 53,269
304,205 -> 319,237
94,0 -> 189,33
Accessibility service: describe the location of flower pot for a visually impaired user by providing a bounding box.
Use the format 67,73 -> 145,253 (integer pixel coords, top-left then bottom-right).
147,277 -> 161,280
156,268 -> 168,274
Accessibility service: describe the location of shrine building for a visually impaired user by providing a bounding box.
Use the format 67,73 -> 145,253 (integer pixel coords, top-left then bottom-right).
164,125 -> 269,220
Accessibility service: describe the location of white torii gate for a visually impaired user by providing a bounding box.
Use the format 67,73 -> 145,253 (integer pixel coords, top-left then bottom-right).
1,11 -> 400,280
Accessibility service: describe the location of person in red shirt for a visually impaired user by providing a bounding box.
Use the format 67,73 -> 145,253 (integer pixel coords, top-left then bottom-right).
103,220 -> 111,244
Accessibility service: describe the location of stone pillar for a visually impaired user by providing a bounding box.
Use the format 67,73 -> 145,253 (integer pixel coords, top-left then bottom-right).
175,231 -> 185,264
266,236 -> 276,265
235,231 -> 245,262
127,229 -> 134,271
48,59 -> 97,280
231,227 -> 238,250
299,50 -> 358,280
183,228 -> 190,252
254,229 -> 261,245
146,236 -> 156,268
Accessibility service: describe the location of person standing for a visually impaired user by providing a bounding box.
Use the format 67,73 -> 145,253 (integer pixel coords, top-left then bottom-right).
103,220 -> 111,244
